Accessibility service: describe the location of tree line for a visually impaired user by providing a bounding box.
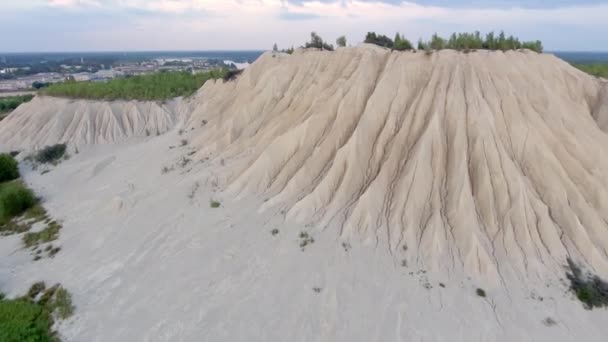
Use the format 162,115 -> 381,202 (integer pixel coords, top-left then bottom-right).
0,95 -> 34,115
42,69 -> 229,101
275,31 -> 543,54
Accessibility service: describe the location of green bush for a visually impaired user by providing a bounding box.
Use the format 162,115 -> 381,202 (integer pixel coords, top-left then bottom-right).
0,181 -> 37,226
42,69 -> 228,101
0,297 -> 56,342
566,258 -> 608,309
0,283 -> 74,342
0,95 -> 34,114
304,32 -> 334,51
34,144 -> 66,164
0,154 -> 19,182
573,64 -> 608,78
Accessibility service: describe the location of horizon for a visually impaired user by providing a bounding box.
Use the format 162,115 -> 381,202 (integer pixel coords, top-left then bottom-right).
2,49 -> 608,55
2,1 -> 607,52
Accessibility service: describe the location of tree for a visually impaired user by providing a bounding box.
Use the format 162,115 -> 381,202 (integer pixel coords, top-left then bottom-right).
0,154 -> 19,182
273,43 -> 278,52
429,33 -> 446,50
393,33 -> 413,51
364,32 -> 393,48
336,36 -> 347,47
304,32 -> 334,51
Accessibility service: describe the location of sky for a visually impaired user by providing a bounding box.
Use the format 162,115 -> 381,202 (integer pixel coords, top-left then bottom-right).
1,0 -> 607,52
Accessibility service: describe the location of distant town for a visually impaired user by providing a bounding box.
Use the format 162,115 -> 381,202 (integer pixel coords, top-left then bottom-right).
0,51 -> 263,93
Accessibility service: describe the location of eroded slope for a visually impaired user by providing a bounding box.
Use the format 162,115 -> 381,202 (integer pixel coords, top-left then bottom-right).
186,46 -> 608,280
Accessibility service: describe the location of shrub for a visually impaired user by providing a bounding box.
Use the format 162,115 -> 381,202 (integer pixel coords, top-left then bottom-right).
0,181 -> 37,226
51,288 -> 74,320
0,154 -> 19,182
210,200 -> 221,208
0,95 -> 34,114
23,221 -> 62,248
364,32 -> 394,48
223,69 -> 243,82
42,69 -> 227,101
566,258 -> 608,310
415,31 -> 543,53
304,32 -> 334,51
336,36 -> 347,47
476,288 -> 486,297
0,283 -> 74,342
0,297 -> 56,342
35,144 -> 66,164
393,33 -> 413,51
573,64 -> 608,78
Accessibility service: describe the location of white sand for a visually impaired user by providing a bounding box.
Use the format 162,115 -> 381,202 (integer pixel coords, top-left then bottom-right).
1,45 -> 608,341
0,96 -> 189,150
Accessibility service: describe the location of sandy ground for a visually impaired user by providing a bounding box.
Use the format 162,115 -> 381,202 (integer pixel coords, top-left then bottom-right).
2,46 -> 608,341
0,129 -> 607,342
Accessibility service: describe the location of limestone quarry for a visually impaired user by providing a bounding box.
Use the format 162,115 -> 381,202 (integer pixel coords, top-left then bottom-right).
1,45 -> 608,341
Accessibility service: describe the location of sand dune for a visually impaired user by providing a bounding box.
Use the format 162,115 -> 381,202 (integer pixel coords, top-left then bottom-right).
0,96 -> 189,151
2,46 -> 608,280
185,46 -> 608,280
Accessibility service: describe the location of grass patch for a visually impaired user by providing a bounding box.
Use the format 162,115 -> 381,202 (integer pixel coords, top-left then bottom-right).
23,221 -> 62,248
42,69 -> 229,101
0,154 -> 19,183
566,258 -> 608,310
573,63 -> 608,79
33,144 -> 67,164
0,181 -> 37,227
0,95 -> 34,115
0,283 -> 74,342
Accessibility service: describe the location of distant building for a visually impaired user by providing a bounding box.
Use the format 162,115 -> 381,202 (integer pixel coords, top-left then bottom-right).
72,72 -> 93,82
94,69 -> 123,79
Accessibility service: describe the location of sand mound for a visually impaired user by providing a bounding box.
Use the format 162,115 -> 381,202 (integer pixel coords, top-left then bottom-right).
0,96 -> 188,151
3,46 -> 608,280
185,46 -> 608,279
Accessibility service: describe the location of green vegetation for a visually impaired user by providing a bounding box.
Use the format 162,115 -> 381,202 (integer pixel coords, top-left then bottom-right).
42,69 -> 228,101
0,154 -> 19,183
0,95 -> 34,114
566,258 -> 608,310
393,33 -> 413,51
0,283 -> 74,342
0,95 -> 34,121
33,144 -> 67,164
299,231 -> 315,249
573,64 -> 608,79
365,31 -> 543,53
0,181 -> 37,227
336,36 -> 347,48
418,31 -> 543,53
304,32 -> 334,51
23,221 -> 62,248
364,32 -> 395,48
210,200 -> 221,208
476,288 -> 487,297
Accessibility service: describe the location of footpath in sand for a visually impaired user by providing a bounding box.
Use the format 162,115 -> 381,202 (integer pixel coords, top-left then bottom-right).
1,45 -> 608,341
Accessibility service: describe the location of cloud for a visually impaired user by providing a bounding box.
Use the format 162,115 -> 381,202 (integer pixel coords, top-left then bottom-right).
48,0 -> 102,7
1,0 -> 607,51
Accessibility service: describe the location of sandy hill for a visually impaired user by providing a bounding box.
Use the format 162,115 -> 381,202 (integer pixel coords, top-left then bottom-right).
185,46 -> 608,280
0,96 -> 189,150
1,46 -> 608,341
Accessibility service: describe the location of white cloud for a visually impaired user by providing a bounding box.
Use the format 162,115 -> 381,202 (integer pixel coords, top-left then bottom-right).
2,0 -> 607,51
